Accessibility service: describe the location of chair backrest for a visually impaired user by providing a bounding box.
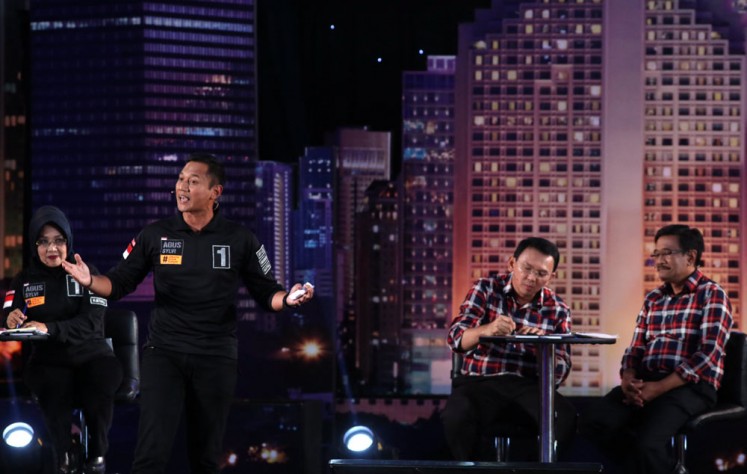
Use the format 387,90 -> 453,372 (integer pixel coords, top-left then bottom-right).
718,331 -> 747,407
104,308 -> 140,403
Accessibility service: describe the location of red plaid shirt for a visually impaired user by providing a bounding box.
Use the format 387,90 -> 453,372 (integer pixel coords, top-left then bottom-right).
621,270 -> 733,390
447,274 -> 572,384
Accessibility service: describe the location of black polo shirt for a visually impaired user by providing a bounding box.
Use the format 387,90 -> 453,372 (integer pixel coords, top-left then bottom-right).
107,212 -> 283,359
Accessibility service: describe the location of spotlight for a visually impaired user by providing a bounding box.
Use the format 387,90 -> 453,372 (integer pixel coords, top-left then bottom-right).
343,426 -> 375,454
3,422 -> 34,448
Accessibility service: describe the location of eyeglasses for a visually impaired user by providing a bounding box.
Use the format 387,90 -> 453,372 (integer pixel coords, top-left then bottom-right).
35,237 -> 67,248
650,249 -> 687,259
516,263 -> 551,279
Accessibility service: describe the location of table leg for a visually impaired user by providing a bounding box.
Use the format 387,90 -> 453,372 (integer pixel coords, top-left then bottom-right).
537,343 -> 556,462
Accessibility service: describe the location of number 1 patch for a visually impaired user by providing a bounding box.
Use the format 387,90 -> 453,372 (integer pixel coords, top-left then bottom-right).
213,245 -> 231,269
66,275 -> 84,297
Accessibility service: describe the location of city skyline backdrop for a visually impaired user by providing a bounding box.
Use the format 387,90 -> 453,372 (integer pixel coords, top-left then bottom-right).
1,0 -> 746,403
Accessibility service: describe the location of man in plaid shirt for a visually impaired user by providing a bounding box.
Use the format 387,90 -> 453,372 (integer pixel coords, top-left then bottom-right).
580,225 -> 733,474
441,237 -> 575,461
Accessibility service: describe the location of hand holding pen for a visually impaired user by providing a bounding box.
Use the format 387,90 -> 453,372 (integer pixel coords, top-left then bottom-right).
6,301 -> 28,329
487,314 -> 516,336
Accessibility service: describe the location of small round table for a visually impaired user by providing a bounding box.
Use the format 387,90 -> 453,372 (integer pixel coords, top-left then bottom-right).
479,333 -> 616,463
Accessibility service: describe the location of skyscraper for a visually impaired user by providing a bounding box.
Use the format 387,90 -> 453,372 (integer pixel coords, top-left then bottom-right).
330,127 -> 391,323
296,146 -> 334,298
452,0 -> 745,395
255,160 -> 292,290
641,0 -> 745,326
1,0 -> 29,283
29,1 -> 258,286
454,0 -> 607,394
354,180 -> 401,393
400,55 -> 457,394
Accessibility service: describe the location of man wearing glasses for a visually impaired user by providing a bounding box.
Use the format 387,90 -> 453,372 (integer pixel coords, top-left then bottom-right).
442,237 -> 574,461
580,224 -> 733,474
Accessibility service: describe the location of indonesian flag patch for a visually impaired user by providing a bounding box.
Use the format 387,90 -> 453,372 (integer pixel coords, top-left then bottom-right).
122,238 -> 136,259
3,290 -> 14,309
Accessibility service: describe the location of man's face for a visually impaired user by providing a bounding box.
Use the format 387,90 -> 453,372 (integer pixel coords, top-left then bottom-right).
508,247 -> 555,303
175,161 -> 221,214
652,234 -> 694,284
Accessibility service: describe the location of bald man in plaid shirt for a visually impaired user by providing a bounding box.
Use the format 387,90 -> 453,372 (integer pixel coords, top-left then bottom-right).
580,225 -> 733,474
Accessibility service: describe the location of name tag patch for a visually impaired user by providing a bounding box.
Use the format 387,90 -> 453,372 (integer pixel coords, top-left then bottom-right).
90,296 -> 108,307
160,238 -> 184,265
23,283 -> 46,308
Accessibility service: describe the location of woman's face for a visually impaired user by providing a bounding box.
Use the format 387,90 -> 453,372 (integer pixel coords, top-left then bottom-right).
35,224 -> 68,268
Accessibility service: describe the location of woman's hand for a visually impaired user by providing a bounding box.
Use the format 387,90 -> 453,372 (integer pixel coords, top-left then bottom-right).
21,321 -> 48,334
6,308 -> 26,329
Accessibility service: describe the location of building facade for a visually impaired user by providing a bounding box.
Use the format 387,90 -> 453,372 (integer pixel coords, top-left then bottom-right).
255,160 -> 292,290
354,180 -> 402,394
641,0 -> 745,325
452,0 -> 745,395
296,146 -> 334,299
400,56 -> 457,394
330,127 -> 391,324
454,0 -> 607,394
1,0 -> 29,283
29,1 -> 258,292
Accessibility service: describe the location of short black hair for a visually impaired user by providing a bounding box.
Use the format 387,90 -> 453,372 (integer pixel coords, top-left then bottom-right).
513,237 -> 561,272
655,224 -> 705,267
186,153 -> 225,187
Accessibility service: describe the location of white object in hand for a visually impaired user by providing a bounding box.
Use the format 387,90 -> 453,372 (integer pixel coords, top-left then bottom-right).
288,283 -> 314,301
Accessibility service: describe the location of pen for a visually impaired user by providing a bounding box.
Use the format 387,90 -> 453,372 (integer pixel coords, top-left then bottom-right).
17,301 -> 28,329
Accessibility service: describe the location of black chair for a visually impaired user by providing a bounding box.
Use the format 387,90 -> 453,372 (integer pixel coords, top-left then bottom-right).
450,351 -> 536,461
672,331 -> 747,474
76,308 -> 140,465
104,308 -> 140,404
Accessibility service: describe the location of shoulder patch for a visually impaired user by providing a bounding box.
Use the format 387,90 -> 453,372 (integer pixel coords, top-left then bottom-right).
123,238 -> 136,259
256,245 -> 272,274
3,290 -> 15,309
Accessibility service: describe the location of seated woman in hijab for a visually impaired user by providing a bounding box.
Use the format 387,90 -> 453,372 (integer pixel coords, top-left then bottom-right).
2,206 -> 122,474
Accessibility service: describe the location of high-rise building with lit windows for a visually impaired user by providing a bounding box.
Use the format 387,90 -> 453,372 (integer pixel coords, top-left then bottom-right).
400,56 -> 456,394
354,180 -> 401,393
452,0 -> 745,396
330,127 -> 391,324
454,0 -> 607,395
29,1 -> 258,294
1,0 -> 29,283
296,146 -> 334,298
255,160 -> 292,290
641,0 -> 745,327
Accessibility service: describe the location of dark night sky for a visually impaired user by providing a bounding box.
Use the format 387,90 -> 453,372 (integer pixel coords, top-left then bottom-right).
256,0 -> 491,175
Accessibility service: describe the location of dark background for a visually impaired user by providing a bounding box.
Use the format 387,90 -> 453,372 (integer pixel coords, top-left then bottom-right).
256,0 -> 491,174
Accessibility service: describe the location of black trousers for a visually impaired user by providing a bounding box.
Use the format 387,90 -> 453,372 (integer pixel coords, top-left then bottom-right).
25,356 -> 123,463
131,346 -> 237,474
578,381 -> 716,474
441,374 -> 577,461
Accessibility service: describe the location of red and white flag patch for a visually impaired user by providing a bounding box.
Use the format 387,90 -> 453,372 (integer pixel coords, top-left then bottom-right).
3,290 -> 15,309
122,238 -> 136,259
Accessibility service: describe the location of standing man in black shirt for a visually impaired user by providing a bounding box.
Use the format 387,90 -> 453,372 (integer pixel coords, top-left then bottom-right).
63,154 -> 314,474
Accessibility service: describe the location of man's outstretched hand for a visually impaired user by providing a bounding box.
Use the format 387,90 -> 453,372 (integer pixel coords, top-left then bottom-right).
61,253 -> 92,288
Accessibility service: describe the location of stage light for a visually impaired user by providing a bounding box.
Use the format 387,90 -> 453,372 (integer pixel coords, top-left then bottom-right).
3,422 -> 34,448
300,340 -> 322,360
343,426 -> 375,454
